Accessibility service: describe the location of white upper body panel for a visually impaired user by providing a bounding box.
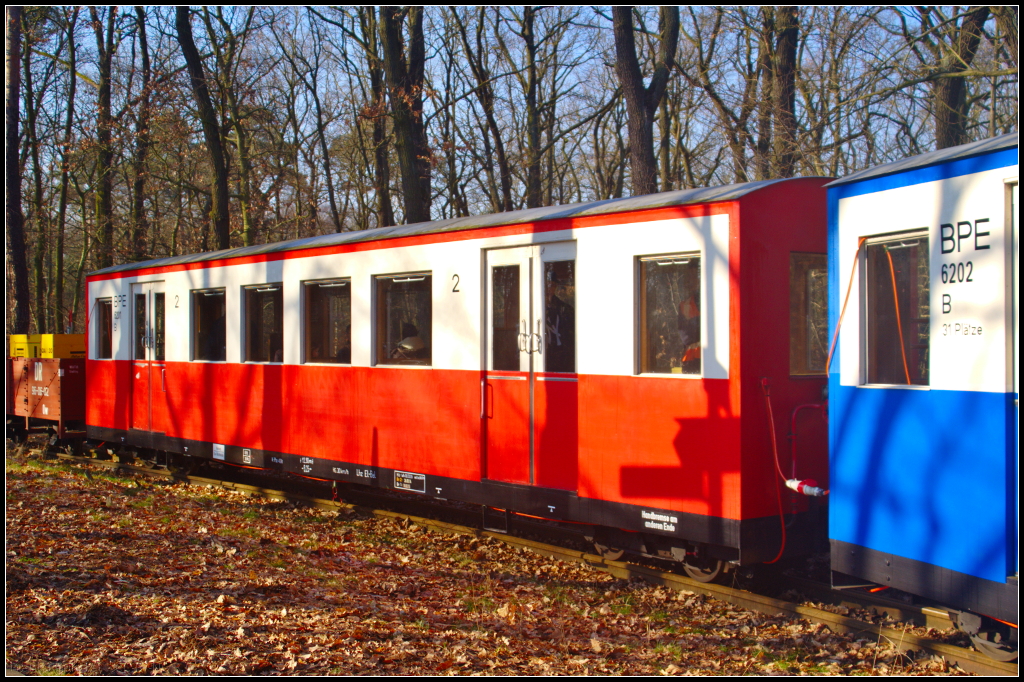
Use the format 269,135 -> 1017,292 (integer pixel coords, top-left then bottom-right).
88,213 -> 732,379
835,165 -> 1017,393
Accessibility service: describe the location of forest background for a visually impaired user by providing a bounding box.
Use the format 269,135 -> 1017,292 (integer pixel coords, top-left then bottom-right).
4,6 -> 1018,335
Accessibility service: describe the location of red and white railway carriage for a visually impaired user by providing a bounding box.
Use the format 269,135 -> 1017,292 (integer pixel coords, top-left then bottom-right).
86,178 -> 829,570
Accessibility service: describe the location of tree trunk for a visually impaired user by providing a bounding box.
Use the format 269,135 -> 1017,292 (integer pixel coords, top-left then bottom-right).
23,27 -> 48,333
6,6 -> 30,334
176,7 -> 231,250
131,6 -> 152,260
69,184 -> 91,333
90,6 -> 116,269
933,7 -> 989,150
771,6 -> 799,178
753,9 -> 774,181
613,6 -> 679,196
379,6 -> 431,224
351,7 -> 395,229
54,8 -> 78,332
522,7 -> 543,208
310,85 -> 341,231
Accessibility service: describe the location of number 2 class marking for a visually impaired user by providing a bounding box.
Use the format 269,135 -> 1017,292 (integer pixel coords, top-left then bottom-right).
452,274 -> 460,293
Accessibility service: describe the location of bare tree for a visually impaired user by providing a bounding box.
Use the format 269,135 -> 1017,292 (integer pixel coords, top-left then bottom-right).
53,7 -> 80,330
613,6 -> 679,195
176,6 -> 230,250
90,6 -> 117,268
6,5 -> 30,334
379,6 -> 431,224
771,6 -> 799,177
130,6 -> 152,260
452,7 -> 513,212
918,7 -> 990,149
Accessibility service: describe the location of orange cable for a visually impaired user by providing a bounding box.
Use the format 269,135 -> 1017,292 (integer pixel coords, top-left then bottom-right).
760,379 -> 787,564
990,616 -> 1018,629
826,237 -> 866,375
884,247 -> 912,385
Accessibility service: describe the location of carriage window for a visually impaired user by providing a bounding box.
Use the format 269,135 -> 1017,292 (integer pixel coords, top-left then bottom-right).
790,253 -> 828,375
134,293 -> 147,360
863,233 -> 929,385
376,273 -> 431,366
193,289 -> 226,361
492,266 -> 521,371
244,284 -> 283,363
305,279 -> 351,364
639,254 -> 701,375
544,260 -> 576,373
96,299 -> 113,359
153,292 -> 165,362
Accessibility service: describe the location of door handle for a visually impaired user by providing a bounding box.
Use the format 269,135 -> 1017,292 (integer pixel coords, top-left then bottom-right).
518,319 -> 528,353
531,319 -> 543,354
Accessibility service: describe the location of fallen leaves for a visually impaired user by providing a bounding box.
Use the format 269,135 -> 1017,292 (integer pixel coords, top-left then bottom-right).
6,451 -> 970,676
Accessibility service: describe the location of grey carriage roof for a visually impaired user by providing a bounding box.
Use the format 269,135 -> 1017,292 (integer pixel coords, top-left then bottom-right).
826,132 -> 1018,188
91,177 -> 826,276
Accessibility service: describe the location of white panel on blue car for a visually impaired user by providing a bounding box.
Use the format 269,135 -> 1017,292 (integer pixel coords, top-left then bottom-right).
836,167 -> 1013,393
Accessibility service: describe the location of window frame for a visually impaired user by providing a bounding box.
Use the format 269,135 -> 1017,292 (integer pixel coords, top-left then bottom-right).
243,283 -> 284,364
302,277 -> 352,365
95,298 -> 114,360
191,287 -> 226,362
374,272 -> 433,367
636,252 -> 702,377
789,252 -> 828,377
859,230 -> 930,387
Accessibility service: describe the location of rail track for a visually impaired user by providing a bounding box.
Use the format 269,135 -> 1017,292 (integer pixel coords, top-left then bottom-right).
37,447 -> 1018,676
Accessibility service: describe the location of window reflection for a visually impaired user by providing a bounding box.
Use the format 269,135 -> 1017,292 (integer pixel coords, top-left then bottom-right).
639,255 -> 701,375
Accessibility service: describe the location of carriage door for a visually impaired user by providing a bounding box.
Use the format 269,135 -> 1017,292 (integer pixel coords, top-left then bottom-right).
484,243 -> 578,490
131,281 -> 166,433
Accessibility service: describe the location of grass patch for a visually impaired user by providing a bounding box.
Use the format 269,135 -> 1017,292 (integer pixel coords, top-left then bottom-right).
35,665 -> 67,676
610,597 -> 634,616
462,596 -> 496,613
450,551 -> 473,567
654,642 -> 683,658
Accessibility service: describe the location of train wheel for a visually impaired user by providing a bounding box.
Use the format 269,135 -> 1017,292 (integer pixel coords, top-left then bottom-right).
683,559 -> 724,583
136,449 -> 159,469
6,417 -> 27,444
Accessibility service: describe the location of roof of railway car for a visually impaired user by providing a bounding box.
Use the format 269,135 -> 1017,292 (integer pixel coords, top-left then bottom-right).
826,131 -> 1018,188
91,176 -> 826,276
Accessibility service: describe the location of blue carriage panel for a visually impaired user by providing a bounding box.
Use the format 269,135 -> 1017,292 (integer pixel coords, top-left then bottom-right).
826,133 -> 1018,597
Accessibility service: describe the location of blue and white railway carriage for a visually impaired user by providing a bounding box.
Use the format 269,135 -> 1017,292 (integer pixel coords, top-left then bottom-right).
827,134 -> 1018,648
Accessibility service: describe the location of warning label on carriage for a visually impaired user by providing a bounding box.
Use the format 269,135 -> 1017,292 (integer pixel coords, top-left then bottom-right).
641,510 -> 677,532
394,471 -> 426,493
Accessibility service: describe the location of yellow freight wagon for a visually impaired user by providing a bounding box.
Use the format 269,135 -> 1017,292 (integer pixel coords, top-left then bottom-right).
9,334 -> 41,358
40,334 -> 85,359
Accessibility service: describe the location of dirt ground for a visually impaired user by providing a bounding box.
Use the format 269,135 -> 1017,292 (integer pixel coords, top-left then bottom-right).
6,448 -> 968,675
